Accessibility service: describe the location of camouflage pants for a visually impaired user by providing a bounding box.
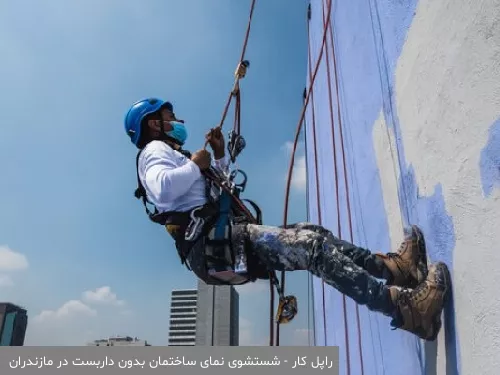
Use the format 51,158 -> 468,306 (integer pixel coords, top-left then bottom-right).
240,222 -> 394,315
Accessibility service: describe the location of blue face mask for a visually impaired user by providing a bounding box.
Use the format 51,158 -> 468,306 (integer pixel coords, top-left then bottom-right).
165,121 -> 188,145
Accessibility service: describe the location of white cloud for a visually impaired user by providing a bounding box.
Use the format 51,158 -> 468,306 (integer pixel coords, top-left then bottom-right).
281,141 -> 307,193
281,141 -> 295,155
292,155 -> 307,192
0,246 -> 28,271
82,286 -> 125,306
0,274 -> 14,287
25,286 -> 133,345
34,300 -> 97,323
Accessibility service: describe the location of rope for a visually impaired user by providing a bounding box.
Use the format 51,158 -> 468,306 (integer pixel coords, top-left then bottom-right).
281,0 -> 333,348
305,3 -> 327,346
201,0 -> 281,348
367,0 -> 409,228
318,0 -> 352,372
215,0 -> 257,134
329,5 -> 384,372
323,0 -> 365,372
282,2 -> 368,374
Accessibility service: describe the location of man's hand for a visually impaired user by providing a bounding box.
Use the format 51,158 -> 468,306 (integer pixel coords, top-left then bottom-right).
206,127 -> 225,159
191,149 -> 212,170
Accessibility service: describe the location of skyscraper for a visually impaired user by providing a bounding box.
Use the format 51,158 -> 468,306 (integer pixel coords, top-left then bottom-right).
195,280 -> 239,346
168,289 -> 198,346
167,281 -> 240,346
0,302 -> 28,346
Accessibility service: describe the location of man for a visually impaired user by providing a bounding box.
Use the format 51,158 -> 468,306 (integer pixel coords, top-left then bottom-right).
124,97 -> 451,341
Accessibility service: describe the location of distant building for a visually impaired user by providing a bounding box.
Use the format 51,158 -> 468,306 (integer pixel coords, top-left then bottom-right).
167,282 -> 239,346
195,280 -> 239,346
168,289 -> 198,346
87,336 -> 151,346
0,302 -> 28,346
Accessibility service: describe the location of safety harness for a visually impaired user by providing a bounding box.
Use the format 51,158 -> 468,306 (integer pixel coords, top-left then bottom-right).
133,142 -> 265,284
133,138 -> 297,323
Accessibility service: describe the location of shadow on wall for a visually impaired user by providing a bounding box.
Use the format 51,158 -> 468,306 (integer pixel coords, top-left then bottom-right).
480,117 -> 500,197
370,0 -> 462,362
397,162 -> 460,375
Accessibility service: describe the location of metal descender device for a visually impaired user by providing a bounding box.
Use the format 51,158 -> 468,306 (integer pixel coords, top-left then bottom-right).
270,273 -> 298,324
227,129 -> 246,164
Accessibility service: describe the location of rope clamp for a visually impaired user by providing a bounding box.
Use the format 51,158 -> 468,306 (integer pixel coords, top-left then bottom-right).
231,60 -> 250,95
235,60 -> 250,79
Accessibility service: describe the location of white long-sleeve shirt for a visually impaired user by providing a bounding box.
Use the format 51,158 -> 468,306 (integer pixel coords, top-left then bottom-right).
137,140 -> 229,213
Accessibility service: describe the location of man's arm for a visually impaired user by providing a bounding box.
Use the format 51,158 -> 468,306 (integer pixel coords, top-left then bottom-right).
212,153 -> 230,174
141,145 -> 202,205
205,127 -> 231,174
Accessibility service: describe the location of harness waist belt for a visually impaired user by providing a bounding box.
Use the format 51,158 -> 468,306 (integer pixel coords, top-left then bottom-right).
161,203 -> 219,227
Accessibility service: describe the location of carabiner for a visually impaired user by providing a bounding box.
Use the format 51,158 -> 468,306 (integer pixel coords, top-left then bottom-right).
229,169 -> 248,193
184,207 -> 205,241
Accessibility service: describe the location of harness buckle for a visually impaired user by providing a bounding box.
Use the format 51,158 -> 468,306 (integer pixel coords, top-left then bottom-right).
184,207 -> 205,242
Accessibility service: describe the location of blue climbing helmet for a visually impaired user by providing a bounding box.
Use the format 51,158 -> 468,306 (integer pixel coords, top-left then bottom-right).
124,98 -> 173,147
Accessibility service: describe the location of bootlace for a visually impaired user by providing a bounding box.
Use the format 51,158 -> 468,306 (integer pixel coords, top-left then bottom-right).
412,279 -> 429,299
390,287 -> 412,330
388,238 -> 407,257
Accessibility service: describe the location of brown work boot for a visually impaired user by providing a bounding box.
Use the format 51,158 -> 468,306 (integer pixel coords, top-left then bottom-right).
388,261 -> 451,341
376,225 -> 428,288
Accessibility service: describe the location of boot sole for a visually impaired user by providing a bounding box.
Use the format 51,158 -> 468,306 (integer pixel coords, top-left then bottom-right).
410,225 -> 429,284
426,262 -> 452,341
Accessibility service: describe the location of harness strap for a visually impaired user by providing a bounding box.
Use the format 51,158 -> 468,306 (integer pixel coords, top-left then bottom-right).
240,198 -> 262,224
134,146 -> 212,268
134,151 -> 159,222
134,146 -> 196,225
205,189 -> 234,274
133,144 -> 264,276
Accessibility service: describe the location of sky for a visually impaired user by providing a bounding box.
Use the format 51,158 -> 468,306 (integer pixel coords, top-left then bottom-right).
0,0 -> 312,346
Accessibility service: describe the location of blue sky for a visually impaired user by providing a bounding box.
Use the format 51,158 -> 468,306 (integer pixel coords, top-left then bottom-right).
0,0 -> 312,345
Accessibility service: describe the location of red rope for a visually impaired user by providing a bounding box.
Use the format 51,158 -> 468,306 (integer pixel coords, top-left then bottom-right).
214,0 -> 363,356
319,1 -> 351,373
218,0 -> 257,130
281,0 -> 333,347
306,5 -> 327,346
205,0 -> 280,347
269,278 -> 275,346
326,8 -> 365,375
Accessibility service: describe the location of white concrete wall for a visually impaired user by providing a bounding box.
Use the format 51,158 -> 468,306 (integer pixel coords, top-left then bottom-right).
389,1 -> 500,373
306,0 -> 500,373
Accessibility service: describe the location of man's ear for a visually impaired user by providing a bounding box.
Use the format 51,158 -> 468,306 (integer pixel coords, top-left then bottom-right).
144,114 -> 162,132
146,119 -> 158,131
